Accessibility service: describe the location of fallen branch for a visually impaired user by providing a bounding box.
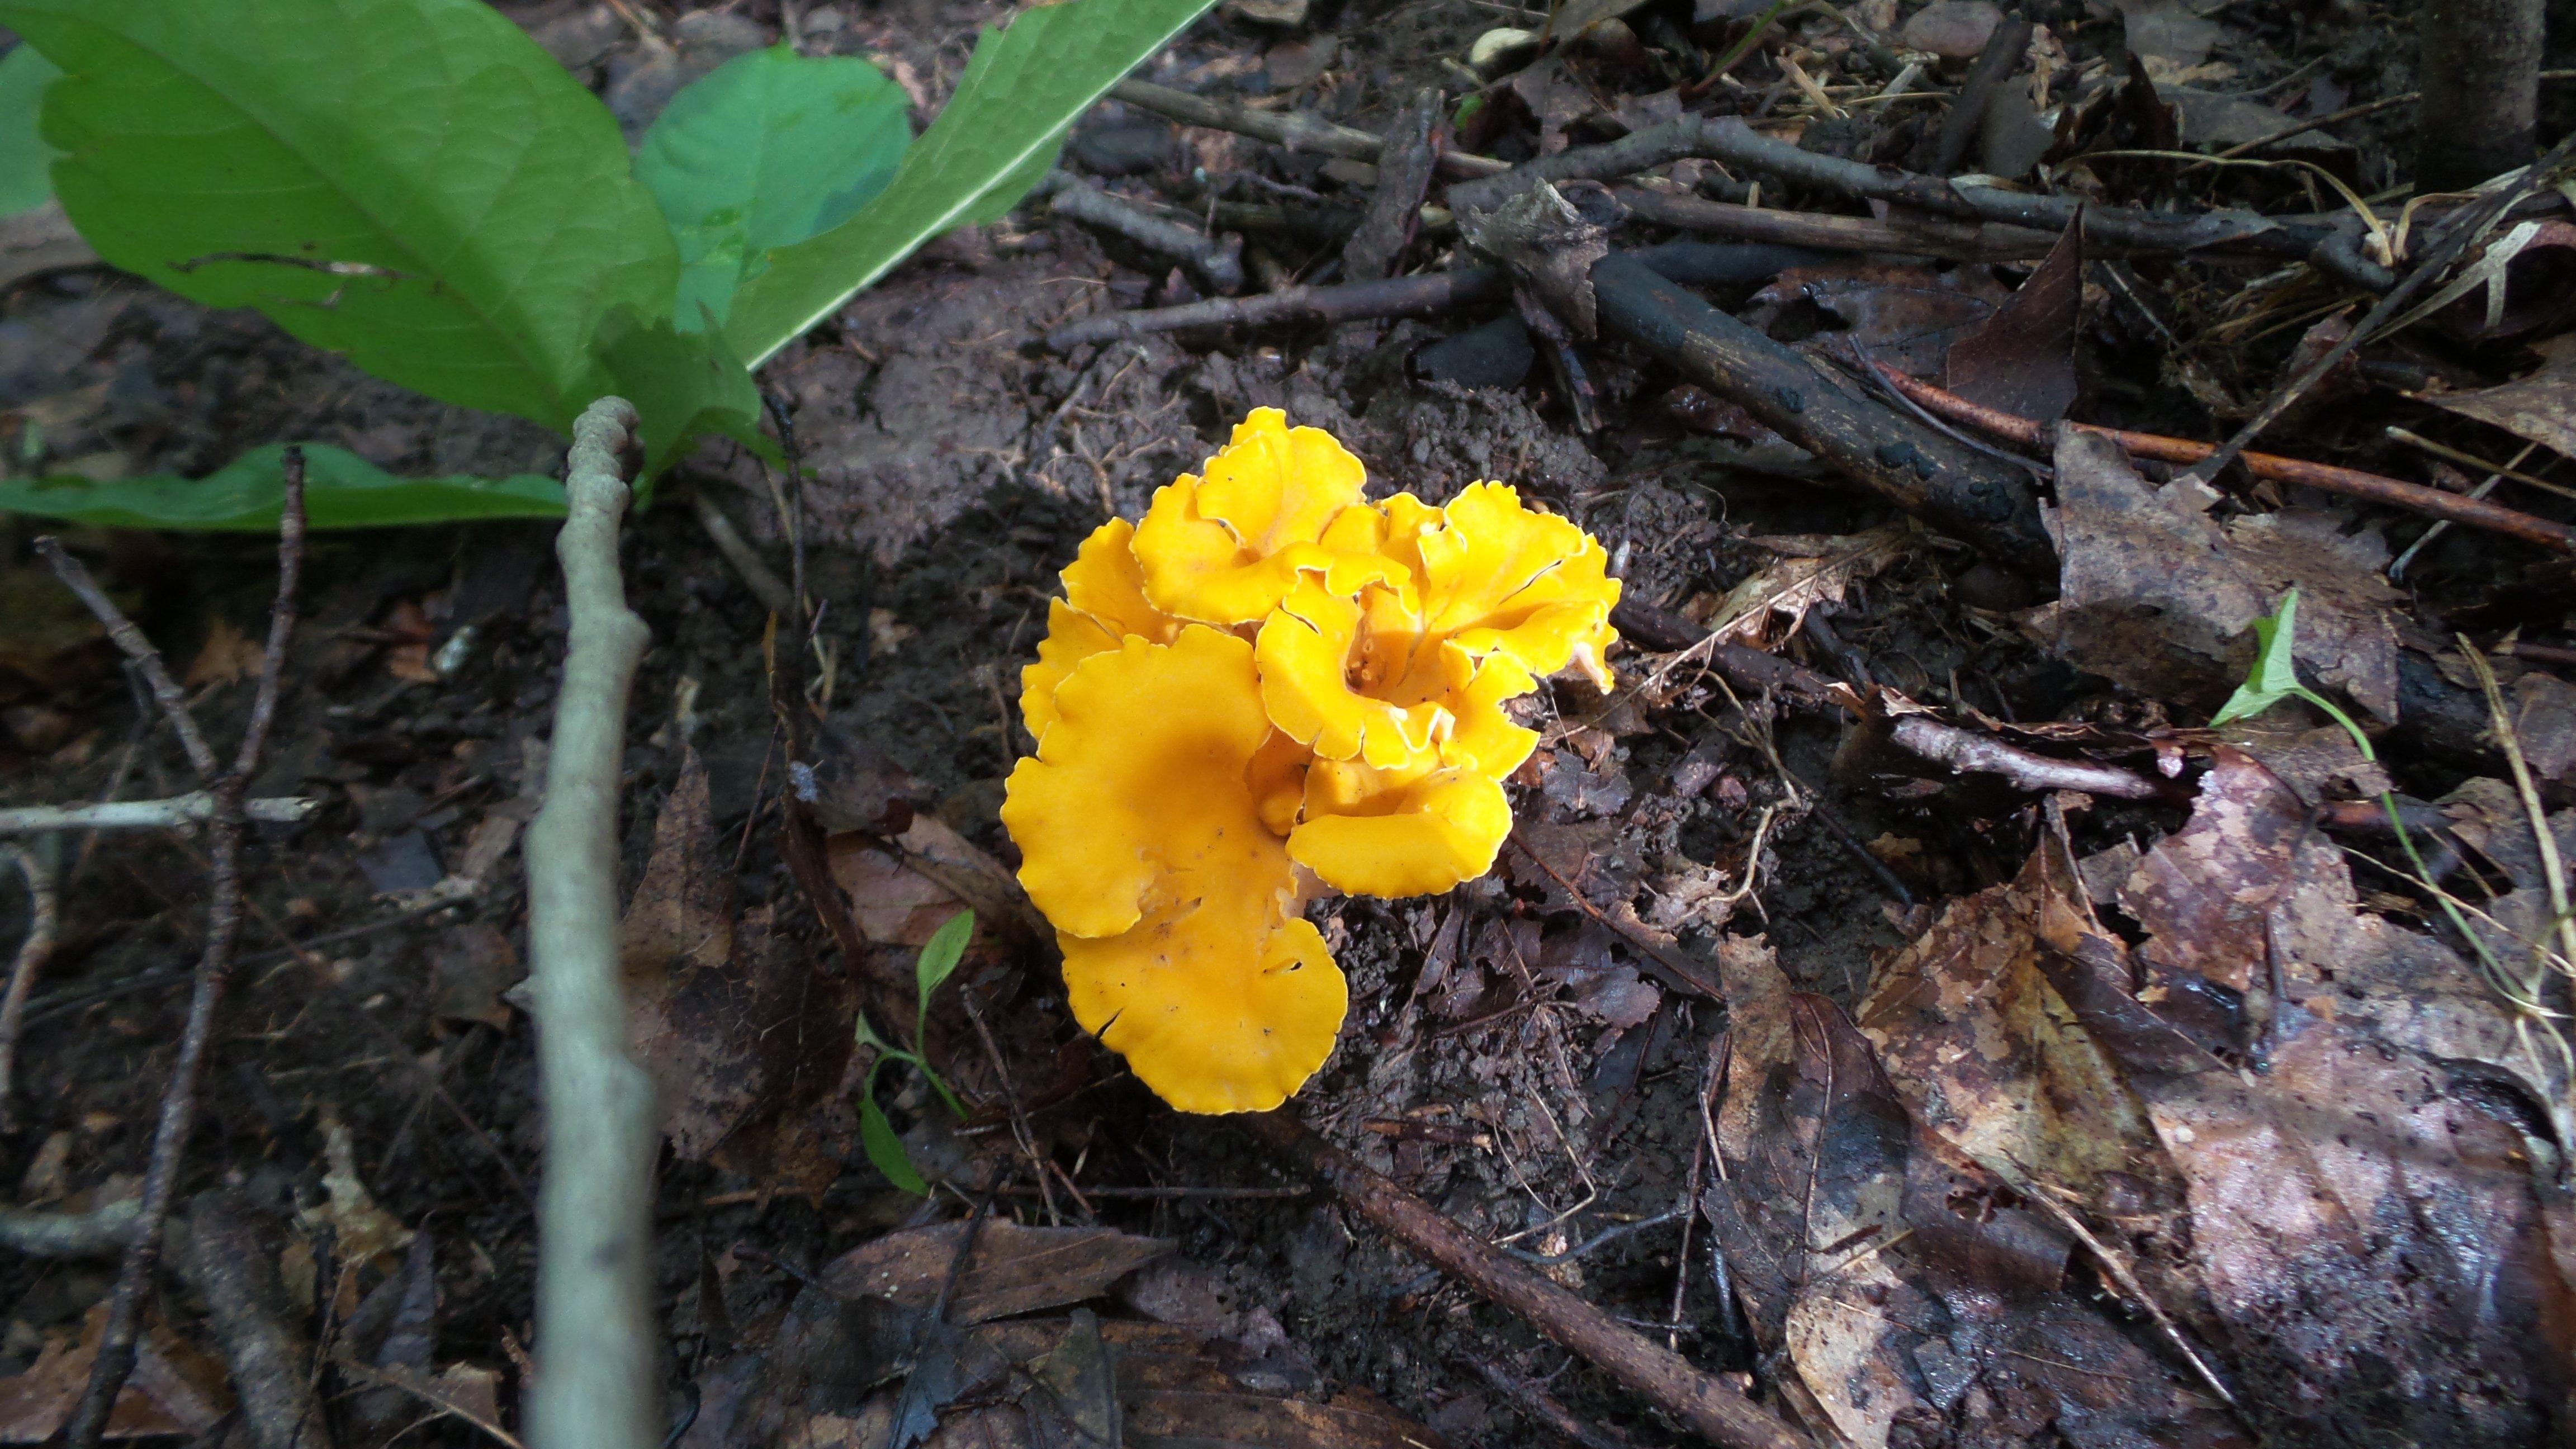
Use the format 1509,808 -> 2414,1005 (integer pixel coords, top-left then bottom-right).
59,448 -> 307,1449
523,397 -> 662,1449
1035,172 -> 1244,295
1048,239 -> 1821,351
179,1191 -> 334,1449
1240,1110 -> 1810,1449
1449,115 -> 2362,274
1588,250 -> 2056,574
1049,266 -> 1505,348
0,794 -> 317,835
1888,716 -> 2165,801
1871,364 -> 2576,553
0,845 -> 58,1131
1614,187 -> 2063,262
1109,78 -> 1508,179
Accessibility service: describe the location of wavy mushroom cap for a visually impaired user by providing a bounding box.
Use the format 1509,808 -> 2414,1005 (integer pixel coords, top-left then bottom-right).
1059,889 -> 1344,1115
1131,408 -> 1391,626
1395,482 -> 1622,688
1018,518 -> 1181,745
1289,753 -> 1515,899
1002,625 -> 1348,1112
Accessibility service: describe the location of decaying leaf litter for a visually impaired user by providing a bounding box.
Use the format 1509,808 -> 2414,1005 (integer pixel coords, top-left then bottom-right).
3,0 -> 2576,1445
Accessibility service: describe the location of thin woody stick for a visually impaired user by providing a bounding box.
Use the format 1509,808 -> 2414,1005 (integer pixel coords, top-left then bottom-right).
1870,363 -> 2576,553
60,448 -> 307,1449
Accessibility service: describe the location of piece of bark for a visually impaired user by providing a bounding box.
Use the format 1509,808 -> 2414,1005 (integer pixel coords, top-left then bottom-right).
1343,89 -> 1441,282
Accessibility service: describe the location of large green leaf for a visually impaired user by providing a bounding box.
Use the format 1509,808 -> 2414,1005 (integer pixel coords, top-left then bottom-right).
0,44 -> 59,217
0,0 -> 677,433
0,444 -> 564,530
594,305 -> 767,484
636,44 -> 911,331
723,0 -> 1216,367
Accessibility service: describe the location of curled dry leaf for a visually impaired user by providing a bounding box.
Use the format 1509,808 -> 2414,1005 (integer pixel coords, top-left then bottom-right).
820,1219 -> 1173,1327
2028,430 -> 2403,721
622,748 -> 854,1190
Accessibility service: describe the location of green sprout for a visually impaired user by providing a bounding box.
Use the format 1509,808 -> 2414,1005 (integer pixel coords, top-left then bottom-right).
853,909 -> 975,1195
2213,591 -> 2525,1006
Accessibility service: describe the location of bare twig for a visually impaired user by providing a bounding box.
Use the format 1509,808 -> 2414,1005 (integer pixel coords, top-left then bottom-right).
179,1190 -> 334,1449
61,451 -> 307,1449
1036,173 -> 1244,295
1888,716 -> 2165,801
524,397 -> 662,1449
1450,115 -> 2353,268
1614,187 -> 2063,262
1872,364 -> 2576,553
1588,252 -> 2056,574
0,794 -> 317,835
1049,266 -> 1506,349
1242,1110 -> 1809,1449
689,490 -> 796,617
33,539 -> 217,778
1108,78 -> 1507,178
0,844 -> 58,1131
0,1197 -> 140,1257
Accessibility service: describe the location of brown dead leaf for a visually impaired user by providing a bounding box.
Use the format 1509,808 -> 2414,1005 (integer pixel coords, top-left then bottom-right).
1859,839 -> 2168,1200
2427,334 -> 2576,460
428,922 -> 520,1029
0,1305 -> 229,1442
820,1219 -> 1171,1326
183,617 -> 262,689
624,749 -> 855,1182
2116,744 -> 2301,995
1754,261 -> 2007,376
1696,527 -> 1910,648
2033,752 -> 2576,1442
2027,430 -> 2403,721
1945,217 -> 2082,424
300,1108 -> 412,1267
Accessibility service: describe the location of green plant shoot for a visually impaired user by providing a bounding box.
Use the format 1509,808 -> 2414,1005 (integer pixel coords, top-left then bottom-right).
2212,591 -> 2508,994
854,909 -> 976,1195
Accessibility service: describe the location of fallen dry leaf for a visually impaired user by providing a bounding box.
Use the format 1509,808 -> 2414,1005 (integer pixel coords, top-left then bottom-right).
1754,262 -> 2007,376
1693,527 -> 1911,648
2026,430 -> 2403,721
182,616 -> 261,689
820,1219 -> 1172,1327
2426,334 -> 2576,460
0,1305 -> 229,1442
623,749 -> 854,1187
1945,217 -> 2082,424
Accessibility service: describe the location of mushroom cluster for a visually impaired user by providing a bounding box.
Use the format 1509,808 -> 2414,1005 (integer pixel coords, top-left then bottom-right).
1002,409 -> 1622,1113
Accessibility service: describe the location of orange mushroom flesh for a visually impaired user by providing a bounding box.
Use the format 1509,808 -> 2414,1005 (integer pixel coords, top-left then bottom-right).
1003,411 -> 1620,1113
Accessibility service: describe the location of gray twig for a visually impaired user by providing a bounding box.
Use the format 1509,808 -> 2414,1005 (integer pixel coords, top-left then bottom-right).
524,398 -> 662,1449
1037,172 -> 1245,295
1888,716 -> 2162,800
0,794 -> 317,835
61,448 -> 307,1449
179,1191 -> 335,1449
0,844 -> 59,1131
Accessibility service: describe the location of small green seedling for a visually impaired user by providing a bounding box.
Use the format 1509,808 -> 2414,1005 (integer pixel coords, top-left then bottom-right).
2213,590 -> 2498,977
853,909 -> 975,1195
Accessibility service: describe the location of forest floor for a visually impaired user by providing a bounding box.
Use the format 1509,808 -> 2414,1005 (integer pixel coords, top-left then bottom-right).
4,0 -> 2576,1446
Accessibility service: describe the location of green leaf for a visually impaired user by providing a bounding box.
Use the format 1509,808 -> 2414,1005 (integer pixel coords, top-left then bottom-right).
858,1064 -> 929,1195
2209,589 -> 2304,727
592,306 -> 767,484
0,44 -> 59,217
636,44 -> 912,331
0,444 -> 563,530
914,910 -> 974,1029
724,0 -> 1217,366
1,0 -> 677,433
